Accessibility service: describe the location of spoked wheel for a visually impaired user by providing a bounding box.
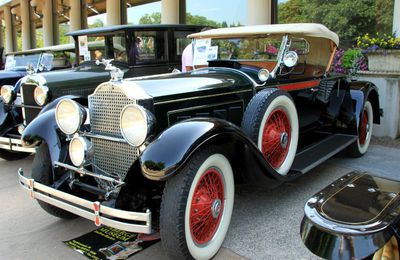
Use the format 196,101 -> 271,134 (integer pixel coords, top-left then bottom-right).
160,146 -> 234,260
242,89 -> 299,175
347,100 -> 373,157
261,108 -> 292,169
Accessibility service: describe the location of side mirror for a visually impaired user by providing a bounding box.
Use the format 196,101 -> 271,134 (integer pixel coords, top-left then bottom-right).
283,51 -> 298,68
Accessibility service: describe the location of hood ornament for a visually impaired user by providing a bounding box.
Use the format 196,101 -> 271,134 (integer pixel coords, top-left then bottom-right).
26,63 -> 35,75
96,59 -> 124,82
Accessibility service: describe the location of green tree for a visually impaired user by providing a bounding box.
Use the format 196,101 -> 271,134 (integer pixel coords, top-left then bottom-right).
139,13 -> 161,24
89,19 -> 105,28
278,0 -> 394,43
138,12 -> 222,27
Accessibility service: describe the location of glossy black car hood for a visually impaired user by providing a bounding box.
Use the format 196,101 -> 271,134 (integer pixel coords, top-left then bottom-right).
0,70 -> 26,80
37,64 -> 111,86
126,68 -> 252,100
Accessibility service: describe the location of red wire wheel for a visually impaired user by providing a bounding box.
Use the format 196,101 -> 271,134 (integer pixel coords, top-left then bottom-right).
189,168 -> 225,245
261,108 -> 291,169
359,109 -> 369,145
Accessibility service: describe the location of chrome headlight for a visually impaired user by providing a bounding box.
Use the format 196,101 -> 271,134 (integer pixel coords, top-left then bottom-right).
1,85 -> 15,104
120,104 -> 150,147
69,136 -> 93,167
34,85 -> 50,106
55,99 -> 86,135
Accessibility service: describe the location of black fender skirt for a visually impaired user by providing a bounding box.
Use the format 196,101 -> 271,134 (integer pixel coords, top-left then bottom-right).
140,118 -> 288,188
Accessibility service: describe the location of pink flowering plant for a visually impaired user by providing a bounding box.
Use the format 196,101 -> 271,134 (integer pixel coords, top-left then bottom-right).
331,48 -> 368,75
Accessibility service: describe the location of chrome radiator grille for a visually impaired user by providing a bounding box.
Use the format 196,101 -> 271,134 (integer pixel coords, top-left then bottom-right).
88,84 -> 138,182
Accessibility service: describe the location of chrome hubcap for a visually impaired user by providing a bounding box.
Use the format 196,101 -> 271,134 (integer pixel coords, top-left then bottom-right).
280,132 -> 289,149
211,199 -> 222,219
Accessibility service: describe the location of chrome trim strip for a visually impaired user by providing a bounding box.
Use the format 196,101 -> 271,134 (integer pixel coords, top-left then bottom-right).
18,169 -> 151,234
54,161 -> 125,186
82,132 -> 128,144
154,89 -> 252,106
0,137 -> 36,153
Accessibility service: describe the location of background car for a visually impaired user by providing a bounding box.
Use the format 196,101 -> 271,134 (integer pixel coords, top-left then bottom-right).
0,24 -> 202,160
19,23 -> 381,259
0,43 -> 76,160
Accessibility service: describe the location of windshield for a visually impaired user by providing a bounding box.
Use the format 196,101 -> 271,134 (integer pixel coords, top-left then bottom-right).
5,53 -> 41,71
78,33 -> 127,64
193,37 -> 282,66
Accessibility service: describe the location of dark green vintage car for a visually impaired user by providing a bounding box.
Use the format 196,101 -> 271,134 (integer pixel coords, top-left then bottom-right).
19,23 -> 381,259
0,24 -> 202,160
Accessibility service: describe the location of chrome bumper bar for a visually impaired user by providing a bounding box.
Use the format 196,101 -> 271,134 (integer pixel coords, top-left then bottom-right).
0,137 -> 35,153
18,168 -> 152,234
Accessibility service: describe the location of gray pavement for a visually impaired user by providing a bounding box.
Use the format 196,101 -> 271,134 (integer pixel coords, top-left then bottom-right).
0,144 -> 399,260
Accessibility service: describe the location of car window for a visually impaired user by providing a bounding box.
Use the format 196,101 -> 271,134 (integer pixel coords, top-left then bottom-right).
79,34 -> 127,64
174,31 -> 193,62
133,31 -> 166,64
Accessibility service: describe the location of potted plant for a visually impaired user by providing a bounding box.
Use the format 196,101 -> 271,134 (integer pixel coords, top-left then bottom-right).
331,48 -> 368,76
357,33 -> 400,72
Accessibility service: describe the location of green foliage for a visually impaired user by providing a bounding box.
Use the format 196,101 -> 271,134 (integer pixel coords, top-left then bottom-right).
278,0 -> 394,43
342,49 -> 362,69
89,19 -> 105,29
139,13 -> 161,24
138,12 -> 234,28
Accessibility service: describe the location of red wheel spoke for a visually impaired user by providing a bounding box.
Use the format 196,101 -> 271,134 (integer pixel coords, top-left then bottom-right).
261,109 -> 291,169
190,168 -> 225,245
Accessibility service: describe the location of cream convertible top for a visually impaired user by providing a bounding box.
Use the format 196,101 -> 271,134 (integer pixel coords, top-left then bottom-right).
188,23 -> 339,46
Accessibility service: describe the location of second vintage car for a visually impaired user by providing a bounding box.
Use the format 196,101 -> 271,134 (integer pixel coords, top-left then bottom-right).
0,24 -> 202,160
0,43 -> 76,160
19,23 -> 381,259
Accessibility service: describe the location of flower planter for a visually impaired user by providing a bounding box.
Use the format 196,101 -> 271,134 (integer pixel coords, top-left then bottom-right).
367,50 -> 400,72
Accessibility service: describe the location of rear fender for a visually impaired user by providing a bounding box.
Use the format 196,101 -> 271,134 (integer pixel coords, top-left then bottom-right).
139,118 -> 285,188
349,81 -> 381,125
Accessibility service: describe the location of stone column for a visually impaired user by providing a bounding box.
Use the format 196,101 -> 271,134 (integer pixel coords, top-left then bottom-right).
20,0 -> 32,50
247,0 -> 271,25
70,0 -> 88,31
161,0 -> 179,24
106,0 -> 127,26
4,5 -> 16,53
394,0 -> 400,37
43,0 -> 59,46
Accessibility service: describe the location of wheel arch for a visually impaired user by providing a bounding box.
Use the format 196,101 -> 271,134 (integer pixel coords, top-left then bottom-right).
139,118 -> 285,188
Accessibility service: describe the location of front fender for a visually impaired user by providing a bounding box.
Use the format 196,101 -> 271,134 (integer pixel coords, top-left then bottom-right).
22,109 -> 62,166
139,118 -> 285,188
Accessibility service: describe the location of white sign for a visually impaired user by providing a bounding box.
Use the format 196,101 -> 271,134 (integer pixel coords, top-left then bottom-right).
193,38 -> 211,66
78,36 -> 88,54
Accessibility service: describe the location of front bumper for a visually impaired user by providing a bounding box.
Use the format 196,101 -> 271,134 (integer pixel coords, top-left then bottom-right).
0,136 -> 35,153
18,168 -> 152,234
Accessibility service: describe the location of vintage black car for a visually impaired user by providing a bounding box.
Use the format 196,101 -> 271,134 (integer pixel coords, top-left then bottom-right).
19,23 -> 381,259
0,43 -> 76,160
301,172 -> 400,260
0,24 -> 202,160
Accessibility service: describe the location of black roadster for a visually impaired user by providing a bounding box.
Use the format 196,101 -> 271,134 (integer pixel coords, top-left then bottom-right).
19,23 -> 381,259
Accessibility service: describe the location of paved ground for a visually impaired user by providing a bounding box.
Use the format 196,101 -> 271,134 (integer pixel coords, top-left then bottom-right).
0,143 -> 399,260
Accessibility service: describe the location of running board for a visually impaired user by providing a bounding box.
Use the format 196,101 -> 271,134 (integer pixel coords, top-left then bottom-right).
291,134 -> 357,174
